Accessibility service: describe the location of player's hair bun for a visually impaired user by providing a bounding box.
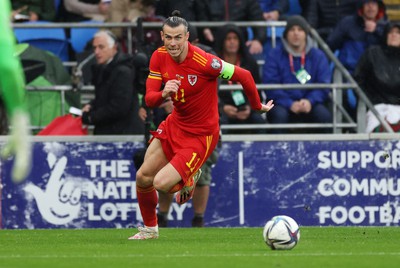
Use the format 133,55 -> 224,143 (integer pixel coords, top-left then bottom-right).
171,10 -> 181,17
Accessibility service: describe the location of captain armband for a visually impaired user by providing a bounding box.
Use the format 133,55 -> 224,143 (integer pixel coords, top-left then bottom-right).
218,61 -> 235,80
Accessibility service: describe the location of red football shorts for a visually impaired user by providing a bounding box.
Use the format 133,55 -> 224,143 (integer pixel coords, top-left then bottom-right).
150,119 -> 219,185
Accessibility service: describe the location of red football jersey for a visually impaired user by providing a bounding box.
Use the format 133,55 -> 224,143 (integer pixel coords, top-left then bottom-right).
146,43 -> 222,136
145,42 -> 261,136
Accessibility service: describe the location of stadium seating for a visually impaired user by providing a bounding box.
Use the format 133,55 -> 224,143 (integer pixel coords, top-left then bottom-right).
69,20 -> 101,54
263,25 -> 284,56
14,21 -> 69,62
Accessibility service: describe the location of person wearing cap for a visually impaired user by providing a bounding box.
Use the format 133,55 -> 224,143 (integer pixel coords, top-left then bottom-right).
354,22 -> 400,133
262,15 -> 332,133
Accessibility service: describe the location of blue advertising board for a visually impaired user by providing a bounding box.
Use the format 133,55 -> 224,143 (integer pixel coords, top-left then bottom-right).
1,138 -> 399,229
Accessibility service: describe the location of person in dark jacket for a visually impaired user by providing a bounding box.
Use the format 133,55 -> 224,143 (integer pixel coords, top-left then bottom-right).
303,0 -> 358,41
11,0 -> 56,21
327,0 -> 387,118
197,0 -> 266,55
354,22 -> 400,132
155,0 -> 202,22
262,15 -> 332,133
214,23 -> 267,134
327,0 -> 387,74
81,30 -> 144,135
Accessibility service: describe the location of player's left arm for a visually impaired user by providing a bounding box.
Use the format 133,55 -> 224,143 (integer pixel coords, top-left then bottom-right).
218,61 -> 274,113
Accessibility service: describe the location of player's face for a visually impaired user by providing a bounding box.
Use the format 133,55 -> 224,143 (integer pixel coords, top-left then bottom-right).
286,26 -> 306,51
362,1 -> 379,20
224,32 -> 240,55
93,34 -> 117,65
387,27 -> 400,48
161,24 -> 189,61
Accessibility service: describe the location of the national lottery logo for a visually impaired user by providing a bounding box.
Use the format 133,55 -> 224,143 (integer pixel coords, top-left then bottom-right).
21,146 -> 189,227
24,153 -> 82,225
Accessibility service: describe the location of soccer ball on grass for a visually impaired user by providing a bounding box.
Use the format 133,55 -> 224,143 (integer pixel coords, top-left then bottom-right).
263,215 -> 300,250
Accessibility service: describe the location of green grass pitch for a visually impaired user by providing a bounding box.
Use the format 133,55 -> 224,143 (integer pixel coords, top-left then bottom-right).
1,227 -> 399,268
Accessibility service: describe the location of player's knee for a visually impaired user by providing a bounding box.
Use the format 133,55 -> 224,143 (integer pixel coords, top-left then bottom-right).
135,169 -> 153,188
153,177 -> 169,193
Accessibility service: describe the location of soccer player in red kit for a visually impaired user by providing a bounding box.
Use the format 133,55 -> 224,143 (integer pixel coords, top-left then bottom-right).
129,11 -> 274,240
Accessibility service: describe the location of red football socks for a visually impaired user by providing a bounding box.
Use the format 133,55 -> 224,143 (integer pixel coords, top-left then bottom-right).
136,185 -> 158,227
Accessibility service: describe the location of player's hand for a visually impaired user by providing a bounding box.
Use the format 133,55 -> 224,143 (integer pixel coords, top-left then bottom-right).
259,100 -> 274,113
1,110 -> 32,183
162,79 -> 180,99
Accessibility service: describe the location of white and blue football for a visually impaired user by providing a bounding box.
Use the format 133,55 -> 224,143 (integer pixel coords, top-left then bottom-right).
263,215 -> 300,250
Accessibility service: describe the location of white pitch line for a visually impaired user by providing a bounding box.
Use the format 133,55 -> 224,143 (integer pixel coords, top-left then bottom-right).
1,252 -> 400,258
238,151 -> 244,225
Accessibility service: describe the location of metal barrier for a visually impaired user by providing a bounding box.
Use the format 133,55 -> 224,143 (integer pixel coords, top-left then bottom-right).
14,21 -> 392,133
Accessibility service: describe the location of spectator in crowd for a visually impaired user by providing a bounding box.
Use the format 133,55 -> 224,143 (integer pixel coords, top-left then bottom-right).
155,0 -> 203,22
0,0 -> 32,183
354,22 -> 400,133
106,0 -> 163,55
303,0 -> 359,41
11,0 -> 56,22
258,0 -> 289,21
58,0 -> 111,22
327,0 -> 388,74
327,0 -> 387,119
106,0 -> 157,38
262,15 -> 332,133
197,0 -> 267,55
81,30 -> 144,135
214,24 -> 267,134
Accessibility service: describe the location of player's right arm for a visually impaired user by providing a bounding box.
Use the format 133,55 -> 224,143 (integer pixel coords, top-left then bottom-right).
145,49 -> 180,108
145,50 -> 165,108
